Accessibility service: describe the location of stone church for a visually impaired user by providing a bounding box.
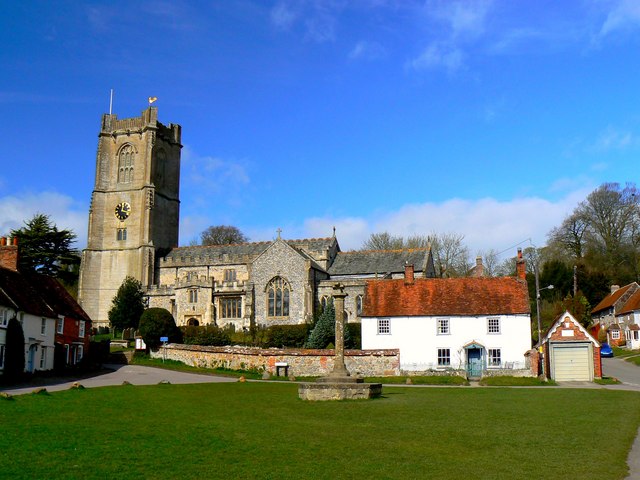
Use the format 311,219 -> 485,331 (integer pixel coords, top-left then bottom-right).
78,107 -> 435,329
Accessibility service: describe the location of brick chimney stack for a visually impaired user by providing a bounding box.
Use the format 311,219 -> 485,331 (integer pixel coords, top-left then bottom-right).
516,248 -> 526,280
404,263 -> 415,284
472,256 -> 484,277
0,236 -> 19,271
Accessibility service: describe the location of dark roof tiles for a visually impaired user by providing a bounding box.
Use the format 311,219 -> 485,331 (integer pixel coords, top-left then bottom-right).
329,249 -> 430,276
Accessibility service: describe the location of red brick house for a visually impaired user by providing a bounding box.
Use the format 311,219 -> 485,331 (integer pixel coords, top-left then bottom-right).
27,274 -> 91,368
542,310 -> 601,382
591,283 -> 639,347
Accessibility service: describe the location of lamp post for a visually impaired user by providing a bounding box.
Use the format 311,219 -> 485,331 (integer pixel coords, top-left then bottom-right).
534,264 -> 553,376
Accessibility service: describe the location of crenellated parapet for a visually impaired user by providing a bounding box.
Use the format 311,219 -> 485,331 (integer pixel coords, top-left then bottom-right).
100,107 -> 181,146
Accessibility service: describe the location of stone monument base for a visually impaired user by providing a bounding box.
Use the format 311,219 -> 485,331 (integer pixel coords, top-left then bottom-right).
298,380 -> 382,401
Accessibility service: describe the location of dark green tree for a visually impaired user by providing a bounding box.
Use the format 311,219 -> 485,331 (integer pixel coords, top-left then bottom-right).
108,276 -> 145,331
304,302 -> 352,349
306,302 -> 336,349
10,214 -> 80,283
3,317 -> 25,382
139,308 -> 182,350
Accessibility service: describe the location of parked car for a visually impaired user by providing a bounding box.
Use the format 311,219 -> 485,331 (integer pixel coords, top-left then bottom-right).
600,343 -> 614,358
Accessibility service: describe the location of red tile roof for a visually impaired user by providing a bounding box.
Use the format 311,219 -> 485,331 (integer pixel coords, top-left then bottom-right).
618,289 -> 640,315
363,276 -> 530,317
592,283 -> 639,314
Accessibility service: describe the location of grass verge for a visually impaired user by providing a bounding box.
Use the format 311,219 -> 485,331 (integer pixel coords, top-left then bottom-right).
0,384 -> 638,479
479,376 -> 556,386
595,376 -> 622,385
129,354 -> 264,379
365,375 -> 468,385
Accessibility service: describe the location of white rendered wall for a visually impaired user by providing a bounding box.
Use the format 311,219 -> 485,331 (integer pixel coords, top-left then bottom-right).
362,314 -> 532,371
21,313 -> 56,371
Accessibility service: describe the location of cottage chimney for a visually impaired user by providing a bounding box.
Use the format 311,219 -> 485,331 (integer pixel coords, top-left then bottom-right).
0,236 -> 19,271
473,256 -> 484,277
610,285 -> 620,294
516,248 -> 526,280
404,263 -> 415,284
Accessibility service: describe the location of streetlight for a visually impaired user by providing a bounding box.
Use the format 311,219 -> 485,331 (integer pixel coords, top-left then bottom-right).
534,264 -> 553,376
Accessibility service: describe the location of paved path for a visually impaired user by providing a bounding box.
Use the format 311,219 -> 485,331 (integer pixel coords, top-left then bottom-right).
0,364 -> 236,396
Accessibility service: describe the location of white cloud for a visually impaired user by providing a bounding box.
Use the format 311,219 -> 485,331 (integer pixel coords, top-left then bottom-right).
591,126 -> 638,151
349,40 -> 386,61
0,191 -> 88,249
290,191 -> 585,258
599,0 -> 640,37
270,2 -> 298,30
409,43 -> 464,72
182,146 -> 250,199
429,0 -> 493,39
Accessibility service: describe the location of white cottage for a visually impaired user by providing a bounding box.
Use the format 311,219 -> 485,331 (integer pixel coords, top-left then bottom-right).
361,261 -> 532,378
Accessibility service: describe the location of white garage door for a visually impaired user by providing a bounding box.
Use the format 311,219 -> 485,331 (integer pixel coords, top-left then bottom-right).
551,344 -> 592,381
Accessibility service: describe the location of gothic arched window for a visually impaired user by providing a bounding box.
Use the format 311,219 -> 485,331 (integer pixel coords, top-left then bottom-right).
267,277 -> 290,318
356,295 -> 363,317
118,144 -> 135,183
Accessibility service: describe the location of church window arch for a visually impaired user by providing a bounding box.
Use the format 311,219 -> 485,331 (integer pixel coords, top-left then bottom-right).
266,276 -> 290,318
356,295 -> 363,317
117,144 -> 136,184
320,296 -> 328,311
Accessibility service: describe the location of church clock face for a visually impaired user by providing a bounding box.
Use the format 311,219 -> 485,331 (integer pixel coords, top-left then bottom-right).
114,202 -> 131,221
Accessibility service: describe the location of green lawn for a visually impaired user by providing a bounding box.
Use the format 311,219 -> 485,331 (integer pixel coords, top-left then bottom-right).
1,384 -> 639,479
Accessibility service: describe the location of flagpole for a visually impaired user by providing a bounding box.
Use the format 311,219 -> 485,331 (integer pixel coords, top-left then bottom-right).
109,89 -> 113,115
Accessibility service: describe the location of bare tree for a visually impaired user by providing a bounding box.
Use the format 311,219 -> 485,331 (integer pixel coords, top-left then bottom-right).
430,232 -> 471,277
547,211 -> 588,260
477,248 -> 500,277
361,232 -> 405,250
200,225 -> 248,246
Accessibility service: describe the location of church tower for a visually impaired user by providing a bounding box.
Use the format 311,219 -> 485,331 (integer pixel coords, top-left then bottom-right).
78,107 -> 182,327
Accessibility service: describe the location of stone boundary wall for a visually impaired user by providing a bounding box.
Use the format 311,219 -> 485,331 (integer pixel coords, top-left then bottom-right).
150,344 -> 401,377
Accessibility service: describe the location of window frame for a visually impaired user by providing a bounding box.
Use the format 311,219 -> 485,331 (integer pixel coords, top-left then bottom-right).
356,295 -> 363,317
266,277 -> 290,318
117,228 -> 127,241
377,318 -> 390,335
437,348 -> 451,366
79,321 -> 85,338
188,288 -> 198,304
611,329 -> 620,340
0,344 -> 5,369
56,317 -> 64,335
0,308 -> 8,327
437,318 -> 450,335
220,297 -> 242,319
488,348 -> 501,367
223,269 -> 237,283
41,317 -> 47,335
488,317 -> 501,334
40,346 -> 47,370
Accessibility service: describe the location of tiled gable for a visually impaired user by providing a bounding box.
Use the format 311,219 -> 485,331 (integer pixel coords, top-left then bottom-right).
618,289 -> 640,315
363,276 -> 530,317
592,283 -> 639,314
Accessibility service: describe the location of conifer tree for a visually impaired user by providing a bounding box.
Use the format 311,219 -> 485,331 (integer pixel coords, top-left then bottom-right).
108,276 -> 145,331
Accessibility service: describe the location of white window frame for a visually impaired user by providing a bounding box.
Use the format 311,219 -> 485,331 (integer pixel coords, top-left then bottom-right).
377,318 -> 390,335
41,317 -> 47,335
0,309 -> 8,327
40,346 -> 47,370
56,317 -> 64,335
0,344 -> 5,369
437,348 -> 451,366
611,330 -> 620,340
488,317 -> 500,334
437,318 -> 450,335
488,348 -> 501,367
76,345 -> 84,364
79,321 -> 85,338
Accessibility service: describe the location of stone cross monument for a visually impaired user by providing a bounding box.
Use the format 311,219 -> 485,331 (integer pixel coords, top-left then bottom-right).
329,283 -> 350,378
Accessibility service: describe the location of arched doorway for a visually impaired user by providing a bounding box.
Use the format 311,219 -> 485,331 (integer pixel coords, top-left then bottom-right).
187,318 -> 199,326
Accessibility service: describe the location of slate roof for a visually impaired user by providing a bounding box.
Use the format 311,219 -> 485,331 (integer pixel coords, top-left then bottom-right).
618,289 -> 640,315
26,274 -> 91,322
328,248 -> 430,276
164,237 -> 336,262
0,267 -> 57,318
592,283 -> 639,314
363,276 -> 530,317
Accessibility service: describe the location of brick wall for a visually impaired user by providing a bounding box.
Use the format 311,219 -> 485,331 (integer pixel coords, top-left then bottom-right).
150,344 -> 401,377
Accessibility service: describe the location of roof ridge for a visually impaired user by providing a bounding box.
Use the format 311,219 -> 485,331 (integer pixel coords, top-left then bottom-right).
340,247 -> 430,255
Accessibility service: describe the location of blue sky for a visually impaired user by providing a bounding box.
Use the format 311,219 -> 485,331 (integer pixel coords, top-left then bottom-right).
1,1 -> 638,258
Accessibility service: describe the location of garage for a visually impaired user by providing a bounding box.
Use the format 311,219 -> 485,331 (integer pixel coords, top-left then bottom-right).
542,311 -> 602,382
549,343 -> 593,381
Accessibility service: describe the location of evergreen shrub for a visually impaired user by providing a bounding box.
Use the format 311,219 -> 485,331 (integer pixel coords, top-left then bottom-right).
263,324 -> 311,348
181,325 -> 231,346
139,308 -> 182,350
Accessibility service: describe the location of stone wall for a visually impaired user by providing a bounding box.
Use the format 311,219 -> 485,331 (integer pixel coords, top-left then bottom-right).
150,344 -> 401,377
